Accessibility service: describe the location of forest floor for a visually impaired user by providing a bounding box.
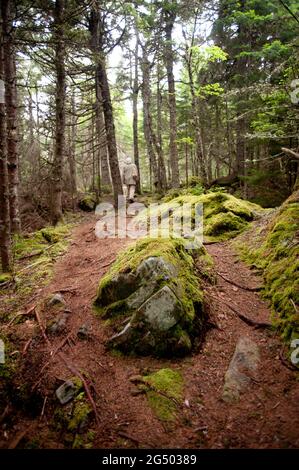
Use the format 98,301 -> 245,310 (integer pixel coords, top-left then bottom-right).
1,212 -> 299,449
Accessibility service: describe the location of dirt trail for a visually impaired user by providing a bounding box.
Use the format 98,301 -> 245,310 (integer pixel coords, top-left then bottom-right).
2,214 -> 299,449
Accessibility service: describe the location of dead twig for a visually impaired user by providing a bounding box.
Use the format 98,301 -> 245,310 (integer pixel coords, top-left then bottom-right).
217,271 -> 261,292
210,293 -> 272,329
7,304 -> 36,327
40,397 -> 47,418
58,353 -> 100,426
35,307 -> 51,347
22,339 -> 32,356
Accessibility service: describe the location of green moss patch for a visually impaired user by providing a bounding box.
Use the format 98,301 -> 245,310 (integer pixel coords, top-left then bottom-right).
136,191 -> 263,243
137,368 -> 184,421
237,191 -> 299,343
78,193 -> 97,212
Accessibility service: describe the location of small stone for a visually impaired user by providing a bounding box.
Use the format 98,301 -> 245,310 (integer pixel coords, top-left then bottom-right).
77,324 -> 90,340
222,336 -> 260,403
48,313 -> 68,335
48,293 -> 66,307
56,380 -> 80,405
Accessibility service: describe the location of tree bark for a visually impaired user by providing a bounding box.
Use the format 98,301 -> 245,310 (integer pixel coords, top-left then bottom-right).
141,45 -> 159,191
156,58 -> 167,191
51,0 -> 66,225
164,6 -> 180,188
132,23 -> 141,194
2,0 -> 20,233
0,15 -> 11,272
90,4 -> 123,206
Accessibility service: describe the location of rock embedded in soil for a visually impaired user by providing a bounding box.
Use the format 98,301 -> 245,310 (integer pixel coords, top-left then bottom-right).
48,293 -> 66,307
94,238 -> 212,357
222,336 -> 260,403
55,379 -> 83,405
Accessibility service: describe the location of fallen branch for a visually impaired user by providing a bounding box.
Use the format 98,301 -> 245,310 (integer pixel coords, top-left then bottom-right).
7,304 -> 36,327
217,271 -> 261,292
210,294 -> 272,329
281,147 -> 299,160
35,307 -> 51,347
58,353 -> 100,426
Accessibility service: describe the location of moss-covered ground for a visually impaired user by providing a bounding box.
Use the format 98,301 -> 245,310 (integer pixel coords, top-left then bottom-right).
236,191 -> 299,344
136,368 -> 184,421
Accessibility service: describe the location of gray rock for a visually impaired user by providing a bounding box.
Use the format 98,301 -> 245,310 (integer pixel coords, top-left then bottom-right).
56,380 -> 80,405
48,293 -> 66,307
136,257 -> 176,283
77,324 -> 90,340
48,312 -> 69,335
126,281 -> 159,310
222,336 -> 260,403
109,322 -> 132,348
133,286 -> 182,332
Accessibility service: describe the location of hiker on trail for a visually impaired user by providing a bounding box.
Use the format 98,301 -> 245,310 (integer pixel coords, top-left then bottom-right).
121,157 -> 139,203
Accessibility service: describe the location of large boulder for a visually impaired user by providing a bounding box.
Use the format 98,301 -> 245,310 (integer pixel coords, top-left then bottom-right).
94,238 -> 212,357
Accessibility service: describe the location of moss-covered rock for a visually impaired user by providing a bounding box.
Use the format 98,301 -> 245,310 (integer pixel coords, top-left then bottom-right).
237,190 -> 299,344
133,368 -> 183,421
136,191 -> 263,243
78,194 -> 97,212
94,238 -> 211,357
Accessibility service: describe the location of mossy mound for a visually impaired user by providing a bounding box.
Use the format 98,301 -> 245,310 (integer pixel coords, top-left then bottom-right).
133,368 -> 183,421
94,238 -> 212,357
237,191 -> 299,343
78,193 -> 97,212
136,191 -> 262,243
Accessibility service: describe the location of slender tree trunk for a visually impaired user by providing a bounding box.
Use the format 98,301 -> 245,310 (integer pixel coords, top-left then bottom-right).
2,0 -> 20,233
0,19 -> 11,272
97,85 -> 110,189
132,24 -> 141,194
156,58 -> 167,191
68,91 -> 77,208
51,0 -> 66,225
185,54 -> 208,186
164,8 -> 180,188
141,45 -> 159,190
90,5 -> 123,206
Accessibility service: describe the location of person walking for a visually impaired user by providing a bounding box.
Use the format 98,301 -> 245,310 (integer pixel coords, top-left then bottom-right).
121,157 -> 139,203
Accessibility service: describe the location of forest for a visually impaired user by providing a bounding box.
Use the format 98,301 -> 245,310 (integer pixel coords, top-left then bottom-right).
0,0 -> 299,454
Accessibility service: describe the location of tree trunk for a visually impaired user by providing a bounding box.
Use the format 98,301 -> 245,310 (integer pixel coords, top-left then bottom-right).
90,5 -> 123,206
0,18 -> 11,272
141,45 -> 159,191
164,7 -> 180,188
68,91 -> 77,208
132,24 -> 141,194
51,0 -> 66,225
156,58 -> 167,191
2,0 -> 20,233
